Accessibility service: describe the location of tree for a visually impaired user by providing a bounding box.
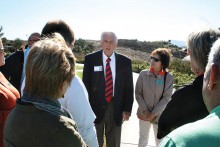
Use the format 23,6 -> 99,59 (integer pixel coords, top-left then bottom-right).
12,38 -> 23,51
73,38 -> 95,54
0,26 -> 4,37
84,42 -> 95,53
2,37 -> 7,44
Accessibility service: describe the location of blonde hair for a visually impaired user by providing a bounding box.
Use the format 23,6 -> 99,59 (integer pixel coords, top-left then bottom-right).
24,33 -> 76,99
187,29 -> 220,71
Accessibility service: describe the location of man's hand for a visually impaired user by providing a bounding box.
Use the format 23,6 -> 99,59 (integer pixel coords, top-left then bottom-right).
122,111 -> 131,122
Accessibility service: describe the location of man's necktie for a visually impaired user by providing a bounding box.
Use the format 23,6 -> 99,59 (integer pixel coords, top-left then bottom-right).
105,58 -> 113,103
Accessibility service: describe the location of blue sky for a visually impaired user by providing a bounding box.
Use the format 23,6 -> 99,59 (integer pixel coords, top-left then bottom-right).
1,0 -> 219,41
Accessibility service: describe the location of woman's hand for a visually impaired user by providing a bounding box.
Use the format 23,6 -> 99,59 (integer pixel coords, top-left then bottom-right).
146,112 -> 156,121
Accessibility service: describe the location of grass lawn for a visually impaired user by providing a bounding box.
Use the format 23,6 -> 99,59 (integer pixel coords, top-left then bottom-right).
76,64 -> 83,79
76,65 -> 84,70
76,71 -> 83,79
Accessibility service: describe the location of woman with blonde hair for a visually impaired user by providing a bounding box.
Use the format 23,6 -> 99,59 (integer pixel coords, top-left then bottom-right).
136,48 -> 174,146
157,29 -> 220,140
4,33 -> 86,147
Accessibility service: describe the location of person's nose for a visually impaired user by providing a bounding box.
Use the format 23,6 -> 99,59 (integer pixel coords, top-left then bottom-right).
106,42 -> 112,48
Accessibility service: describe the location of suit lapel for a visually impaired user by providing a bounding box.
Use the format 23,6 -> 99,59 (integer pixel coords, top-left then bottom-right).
96,50 -> 105,82
114,53 -> 120,98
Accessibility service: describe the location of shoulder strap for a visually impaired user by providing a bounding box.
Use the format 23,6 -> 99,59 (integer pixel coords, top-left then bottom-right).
159,72 -> 167,101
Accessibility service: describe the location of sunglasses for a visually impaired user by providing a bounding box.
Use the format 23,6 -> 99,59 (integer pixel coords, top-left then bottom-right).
150,56 -> 160,62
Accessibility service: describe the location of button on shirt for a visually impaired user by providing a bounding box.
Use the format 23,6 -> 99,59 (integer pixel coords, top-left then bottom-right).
102,51 -> 116,96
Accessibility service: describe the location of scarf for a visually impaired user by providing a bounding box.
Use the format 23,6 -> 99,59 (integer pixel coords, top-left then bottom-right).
21,93 -> 72,119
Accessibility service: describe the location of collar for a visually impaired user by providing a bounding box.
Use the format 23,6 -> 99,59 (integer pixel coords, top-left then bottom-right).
149,67 -> 166,76
21,93 -> 72,118
24,47 -> 30,53
210,105 -> 220,114
102,50 -> 115,62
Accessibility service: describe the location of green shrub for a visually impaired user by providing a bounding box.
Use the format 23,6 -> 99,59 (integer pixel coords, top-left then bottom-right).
170,58 -> 192,75
170,71 -> 195,88
169,58 -> 195,88
76,71 -> 83,79
132,60 -> 149,73
74,53 -> 85,63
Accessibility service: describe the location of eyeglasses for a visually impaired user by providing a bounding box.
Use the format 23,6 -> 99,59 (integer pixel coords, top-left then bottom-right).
150,56 -> 160,62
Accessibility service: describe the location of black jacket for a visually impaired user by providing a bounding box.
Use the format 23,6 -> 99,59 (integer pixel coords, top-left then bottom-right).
83,50 -> 134,126
0,50 -> 24,93
157,75 -> 209,139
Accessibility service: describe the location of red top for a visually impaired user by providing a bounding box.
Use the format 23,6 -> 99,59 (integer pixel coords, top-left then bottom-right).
150,67 -> 166,76
0,72 -> 20,147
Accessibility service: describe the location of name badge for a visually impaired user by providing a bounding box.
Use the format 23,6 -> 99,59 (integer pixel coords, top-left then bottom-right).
94,66 -> 103,72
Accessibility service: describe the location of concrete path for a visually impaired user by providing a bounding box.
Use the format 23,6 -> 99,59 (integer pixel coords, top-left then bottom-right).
120,73 -> 157,147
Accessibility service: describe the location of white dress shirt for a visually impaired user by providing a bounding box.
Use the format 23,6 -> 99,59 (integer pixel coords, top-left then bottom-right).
20,47 -> 30,85
102,51 -> 116,96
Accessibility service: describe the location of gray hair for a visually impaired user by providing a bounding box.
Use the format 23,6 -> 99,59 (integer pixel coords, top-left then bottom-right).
206,38 -> 220,71
187,29 -> 220,71
101,32 -> 118,43
24,33 -> 76,99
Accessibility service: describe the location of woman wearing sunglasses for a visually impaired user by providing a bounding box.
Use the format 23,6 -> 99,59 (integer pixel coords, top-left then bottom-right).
0,38 -> 20,147
135,48 -> 173,147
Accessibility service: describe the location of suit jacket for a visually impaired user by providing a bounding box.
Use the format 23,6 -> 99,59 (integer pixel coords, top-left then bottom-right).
83,50 -> 134,126
0,50 -> 24,92
157,75 -> 209,139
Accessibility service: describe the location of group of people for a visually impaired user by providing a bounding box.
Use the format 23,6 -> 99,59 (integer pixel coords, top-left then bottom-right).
159,29 -> 220,147
0,19 -> 220,147
136,29 -> 220,147
0,20 -> 133,147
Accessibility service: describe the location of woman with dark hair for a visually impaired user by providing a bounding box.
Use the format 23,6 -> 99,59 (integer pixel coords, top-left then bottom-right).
135,48 -> 174,147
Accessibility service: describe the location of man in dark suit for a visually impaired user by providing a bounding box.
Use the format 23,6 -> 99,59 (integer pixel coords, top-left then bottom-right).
83,32 -> 134,147
0,32 -> 40,93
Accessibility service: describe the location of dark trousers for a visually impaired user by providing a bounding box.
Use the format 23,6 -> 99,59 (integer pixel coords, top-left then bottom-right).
95,102 -> 122,147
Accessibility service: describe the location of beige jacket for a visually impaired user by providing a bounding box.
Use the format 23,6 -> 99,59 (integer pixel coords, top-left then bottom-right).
135,70 -> 173,122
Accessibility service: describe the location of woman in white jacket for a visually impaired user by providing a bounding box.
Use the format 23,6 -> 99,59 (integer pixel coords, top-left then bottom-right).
135,48 -> 174,147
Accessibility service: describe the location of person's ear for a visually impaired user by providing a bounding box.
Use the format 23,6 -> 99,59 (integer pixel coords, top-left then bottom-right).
208,64 -> 219,90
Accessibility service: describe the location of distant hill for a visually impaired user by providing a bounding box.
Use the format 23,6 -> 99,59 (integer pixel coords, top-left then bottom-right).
85,40 -> 150,61
171,40 -> 186,48
84,39 -> 185,61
